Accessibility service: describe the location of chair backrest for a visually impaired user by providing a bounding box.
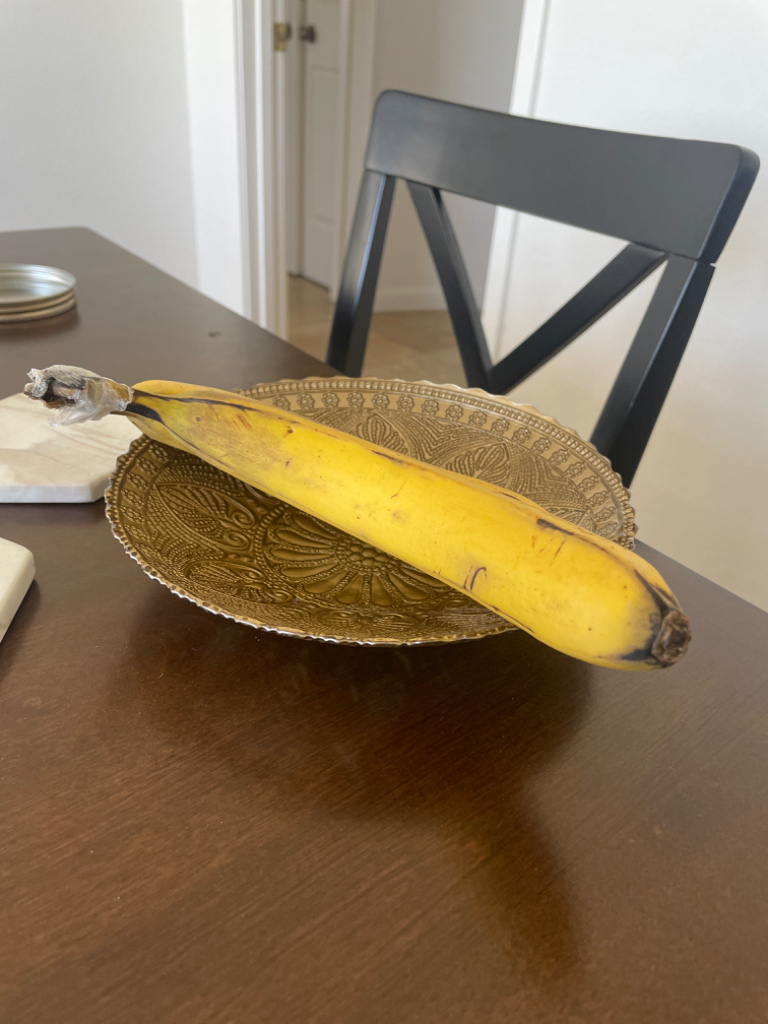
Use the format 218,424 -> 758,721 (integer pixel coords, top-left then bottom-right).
327,90 -> 758,485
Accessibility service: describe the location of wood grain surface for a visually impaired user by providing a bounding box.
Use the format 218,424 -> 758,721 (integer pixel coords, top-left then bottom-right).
2,229 -> 768,1024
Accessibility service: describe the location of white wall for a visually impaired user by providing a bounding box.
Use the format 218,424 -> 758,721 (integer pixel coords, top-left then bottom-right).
0,0 -> 198,289
0,0 -> 526,320
483,0 -> 768,611
182,0 -> 250,317
369,0 -> 524,310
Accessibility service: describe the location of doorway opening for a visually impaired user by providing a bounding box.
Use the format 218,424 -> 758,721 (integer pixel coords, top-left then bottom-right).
281,1 -> 461,383
285,0 -> 350,294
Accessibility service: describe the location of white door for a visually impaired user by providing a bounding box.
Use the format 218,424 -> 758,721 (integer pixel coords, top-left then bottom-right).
301,0 -> 344,288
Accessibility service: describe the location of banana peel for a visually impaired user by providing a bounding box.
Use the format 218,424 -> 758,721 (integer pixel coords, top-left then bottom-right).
24,365 -> 691,670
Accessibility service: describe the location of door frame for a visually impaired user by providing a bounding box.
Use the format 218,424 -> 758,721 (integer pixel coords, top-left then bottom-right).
182,0 -> 377,337
250,0 -> 289,337
289,0 -> 377,301
284,0 -> 303,276
182,0 -> 255,321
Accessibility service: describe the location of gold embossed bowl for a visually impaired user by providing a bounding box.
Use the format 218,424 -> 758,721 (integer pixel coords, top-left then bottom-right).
105,377 -> 635,646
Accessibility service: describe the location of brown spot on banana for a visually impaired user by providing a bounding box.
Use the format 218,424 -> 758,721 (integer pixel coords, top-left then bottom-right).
536,517 -> 575,537
469,566 -> 487,591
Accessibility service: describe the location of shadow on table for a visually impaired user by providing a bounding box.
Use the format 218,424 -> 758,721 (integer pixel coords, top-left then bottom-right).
0,307 -> 80,343
119,586 -> 595,977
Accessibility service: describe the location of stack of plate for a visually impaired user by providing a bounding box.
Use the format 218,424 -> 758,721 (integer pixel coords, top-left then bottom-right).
0,264 -> 77,323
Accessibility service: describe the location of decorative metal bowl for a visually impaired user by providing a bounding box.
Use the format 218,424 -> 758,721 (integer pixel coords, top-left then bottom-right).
105,377 -> 635,646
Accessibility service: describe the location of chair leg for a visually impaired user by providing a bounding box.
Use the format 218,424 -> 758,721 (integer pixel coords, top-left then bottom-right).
326,171 -> 395,377
591,255 -> 714,487
407,181 -> 493,389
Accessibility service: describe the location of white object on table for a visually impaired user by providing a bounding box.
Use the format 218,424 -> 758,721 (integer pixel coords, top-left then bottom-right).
0,392 -> 141,502
0,537 -> 35,644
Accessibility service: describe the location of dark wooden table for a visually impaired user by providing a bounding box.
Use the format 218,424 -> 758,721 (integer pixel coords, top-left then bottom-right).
2,228 -> 768,1024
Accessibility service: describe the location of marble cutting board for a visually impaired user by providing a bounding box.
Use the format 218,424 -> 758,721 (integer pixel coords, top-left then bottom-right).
0,537 -> 35,644
0,392 -> 141,502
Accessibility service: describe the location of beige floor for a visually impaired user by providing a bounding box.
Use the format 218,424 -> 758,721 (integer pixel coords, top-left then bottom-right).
287,275 -> 467,387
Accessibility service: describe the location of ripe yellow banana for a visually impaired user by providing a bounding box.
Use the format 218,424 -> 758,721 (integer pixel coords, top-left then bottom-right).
25,365 -> 691,670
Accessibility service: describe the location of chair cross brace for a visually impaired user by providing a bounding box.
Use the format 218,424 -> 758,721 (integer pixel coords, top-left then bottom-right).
328,170 -> 716,485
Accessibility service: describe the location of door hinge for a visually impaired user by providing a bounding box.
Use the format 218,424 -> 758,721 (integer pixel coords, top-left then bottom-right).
273,22 -> 292,52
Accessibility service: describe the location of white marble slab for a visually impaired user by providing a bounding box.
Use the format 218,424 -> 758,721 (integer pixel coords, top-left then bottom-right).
0,537 -> 35,644
0,392 -> 141,502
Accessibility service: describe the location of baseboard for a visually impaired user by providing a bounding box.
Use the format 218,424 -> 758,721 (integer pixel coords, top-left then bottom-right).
373,286 -> 446,312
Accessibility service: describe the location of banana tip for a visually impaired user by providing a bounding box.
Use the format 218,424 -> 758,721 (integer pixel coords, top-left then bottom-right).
652,609 -> 691,666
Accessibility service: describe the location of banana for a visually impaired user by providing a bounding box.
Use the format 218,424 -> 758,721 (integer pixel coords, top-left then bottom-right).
24,365 -> 691,670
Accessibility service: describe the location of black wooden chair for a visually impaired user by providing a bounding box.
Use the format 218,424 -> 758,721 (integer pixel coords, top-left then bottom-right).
326,91 -> 758,485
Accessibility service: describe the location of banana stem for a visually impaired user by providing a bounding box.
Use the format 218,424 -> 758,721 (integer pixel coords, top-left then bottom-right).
24,366 -> 133,425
